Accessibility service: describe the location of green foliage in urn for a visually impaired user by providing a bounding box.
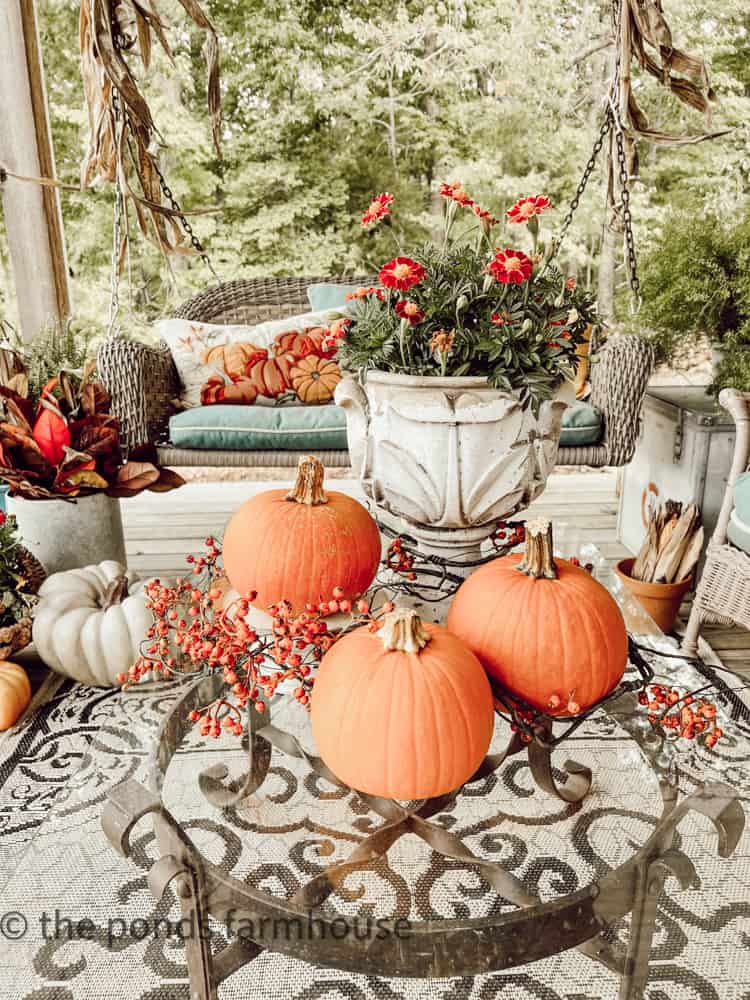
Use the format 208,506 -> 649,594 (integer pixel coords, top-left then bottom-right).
336,188 -> 596,410
634,208 -> 750,392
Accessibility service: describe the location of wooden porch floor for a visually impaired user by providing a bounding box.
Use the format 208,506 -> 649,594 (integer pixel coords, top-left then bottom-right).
122,468 -> 750,675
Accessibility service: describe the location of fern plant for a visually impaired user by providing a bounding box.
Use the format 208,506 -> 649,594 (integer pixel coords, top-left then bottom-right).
635,208 -> 750,392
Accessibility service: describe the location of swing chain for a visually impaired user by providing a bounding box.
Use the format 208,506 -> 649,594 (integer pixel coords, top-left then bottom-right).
152,159 -> 219,282
553,0 -> 640,308
109,91 -> 125,334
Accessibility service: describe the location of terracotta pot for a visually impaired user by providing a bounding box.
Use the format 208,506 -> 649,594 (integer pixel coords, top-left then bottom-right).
615,557 -> 693,634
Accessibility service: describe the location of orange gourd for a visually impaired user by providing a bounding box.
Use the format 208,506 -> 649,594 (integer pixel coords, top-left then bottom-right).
447,519 -> 627,716
311,607 -> 495,799
291,356 -> 342,404
223,455 -> 381,614
0,660 -> 31,731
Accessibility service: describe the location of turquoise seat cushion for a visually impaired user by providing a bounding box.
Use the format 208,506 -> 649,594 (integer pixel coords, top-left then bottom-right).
728,510 -> 750,556
733,471 -> 750,525
169,404 -> 348,451
559,402 -> 603,447
307,282 -> 360,311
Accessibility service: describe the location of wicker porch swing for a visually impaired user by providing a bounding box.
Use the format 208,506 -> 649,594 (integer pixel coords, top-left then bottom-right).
97,0 -> 722,471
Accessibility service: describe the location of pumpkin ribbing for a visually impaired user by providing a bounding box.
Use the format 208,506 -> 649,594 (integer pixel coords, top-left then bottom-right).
447,519 -> 628,716
311,607 -> 495,799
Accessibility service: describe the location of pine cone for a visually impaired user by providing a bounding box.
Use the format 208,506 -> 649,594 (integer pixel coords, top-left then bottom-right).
16,547 -> 46,596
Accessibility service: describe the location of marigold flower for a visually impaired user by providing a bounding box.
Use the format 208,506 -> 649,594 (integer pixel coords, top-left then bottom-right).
487,249 -> 533,285
566,276 -> 577,290
472,203 -> 500,227
345,286 -> 385,302
379,256 -> 426,291
429,329 -> 455,355
506,196 -> 551,224
439,181 -> 473,206
491,310 -> 511,326
361,192 -> 394,228
394,299 -> 425,325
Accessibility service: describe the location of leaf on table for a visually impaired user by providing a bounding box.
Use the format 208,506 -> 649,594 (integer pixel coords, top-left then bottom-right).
108,460 -> 161,496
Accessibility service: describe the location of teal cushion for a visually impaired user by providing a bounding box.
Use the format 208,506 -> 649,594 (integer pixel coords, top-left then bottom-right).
307,282 -> 360,311
169,404 -> 348,451
728,510 -> 750,556
559,402 -> 603,447
734,471 -> 750,525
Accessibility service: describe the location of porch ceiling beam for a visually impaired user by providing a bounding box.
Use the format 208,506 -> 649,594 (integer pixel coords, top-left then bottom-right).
0,0 -> 71,340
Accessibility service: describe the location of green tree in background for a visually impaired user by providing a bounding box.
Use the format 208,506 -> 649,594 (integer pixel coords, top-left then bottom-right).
0,0 -> 747,336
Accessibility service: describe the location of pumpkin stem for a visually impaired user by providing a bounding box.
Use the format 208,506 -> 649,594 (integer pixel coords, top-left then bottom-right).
102,575 -> 130,609
285,455 -> 328,506
379,607 -> 431,653
517,518 -> 558,580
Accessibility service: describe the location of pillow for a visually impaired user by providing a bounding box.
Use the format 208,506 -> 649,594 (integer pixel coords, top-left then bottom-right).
559,401 -> 603,447
734,471 -> 750,526
728,509 -> 750,557
169,403 -> 348,451
307,283 -> 361,312
574,324 -> 593,400
158,309 -> 345,409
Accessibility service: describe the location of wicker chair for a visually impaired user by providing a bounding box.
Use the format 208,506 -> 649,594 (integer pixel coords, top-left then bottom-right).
682,389 -> 750,658
97,278 -> 654,468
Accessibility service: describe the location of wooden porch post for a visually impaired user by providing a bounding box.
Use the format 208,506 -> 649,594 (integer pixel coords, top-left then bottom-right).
0,0 -> 71,340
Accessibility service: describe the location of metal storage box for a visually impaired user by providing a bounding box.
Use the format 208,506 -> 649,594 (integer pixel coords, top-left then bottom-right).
618,386 -> 735,555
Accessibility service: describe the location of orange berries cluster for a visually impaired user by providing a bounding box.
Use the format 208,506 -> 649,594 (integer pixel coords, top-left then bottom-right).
491,521 -> 525,550
547,692 -> 581,715
386,538 -> 417,580
119,537 -> 385,741
639,684 -> 723,747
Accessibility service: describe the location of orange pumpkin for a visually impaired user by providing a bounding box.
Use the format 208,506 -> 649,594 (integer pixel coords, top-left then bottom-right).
447,519 -> 627,716
247,354 -> 294,398
223,455 -> 381,613
290,355 -> 342,404
273,327 -> 330,360
0,660 -> 31,731
311,607 -> 495,799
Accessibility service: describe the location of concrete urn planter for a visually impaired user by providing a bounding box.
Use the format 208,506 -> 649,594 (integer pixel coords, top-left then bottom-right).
335,371 -> 569,566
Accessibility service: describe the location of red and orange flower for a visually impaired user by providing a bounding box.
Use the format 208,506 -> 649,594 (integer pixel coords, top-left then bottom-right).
394,299 -> 426,325
487,249 -> 533,285
439,181 -> 473,206
506,195 -> 551,224
361,192 -> 394,228
379,256 -> 426,291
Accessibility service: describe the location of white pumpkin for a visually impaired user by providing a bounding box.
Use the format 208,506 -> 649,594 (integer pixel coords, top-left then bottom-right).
32,561 -> 156,687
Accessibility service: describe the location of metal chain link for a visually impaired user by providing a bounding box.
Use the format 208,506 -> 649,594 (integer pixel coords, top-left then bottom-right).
109,91 -> 125,335
151,158 -> 219,282
553,0 -> 641,309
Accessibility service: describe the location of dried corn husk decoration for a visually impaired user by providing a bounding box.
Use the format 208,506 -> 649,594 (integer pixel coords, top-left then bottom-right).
79,0 -> 221,260
632,499 -> 704,585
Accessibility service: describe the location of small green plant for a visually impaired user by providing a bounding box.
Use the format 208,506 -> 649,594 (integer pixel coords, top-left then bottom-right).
634,208 -> 750,392
0,317 -> 100,399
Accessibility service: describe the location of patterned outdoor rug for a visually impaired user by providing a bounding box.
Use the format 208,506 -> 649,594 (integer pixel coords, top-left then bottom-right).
1,637 -> 750,1000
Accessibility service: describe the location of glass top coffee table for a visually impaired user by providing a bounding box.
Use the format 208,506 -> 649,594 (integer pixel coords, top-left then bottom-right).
95,538 -> 750,1000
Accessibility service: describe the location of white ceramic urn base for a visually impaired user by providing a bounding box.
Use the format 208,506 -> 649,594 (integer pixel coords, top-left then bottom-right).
336,371 -> 570,562
7,493 -> 127,575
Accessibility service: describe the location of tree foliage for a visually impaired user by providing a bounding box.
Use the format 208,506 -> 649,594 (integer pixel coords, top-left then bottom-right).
0,0 -> 748,338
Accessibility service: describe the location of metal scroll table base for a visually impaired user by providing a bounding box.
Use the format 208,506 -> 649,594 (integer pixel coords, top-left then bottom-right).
102,675 -> 745,1000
